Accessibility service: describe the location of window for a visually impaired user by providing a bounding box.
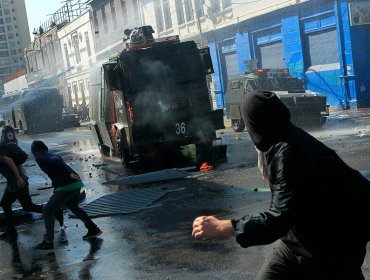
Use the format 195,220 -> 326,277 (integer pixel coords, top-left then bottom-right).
132,0 -> 139,19
72,32 -> 81,63
4,9 -> 10,15
154,2 -> 164,33
197,1 -> 204,17
92,9 -> 99,34
0,27 -> 4,33
67,84 -> 72,106
163,0 -> 172,29
79,80 -> 86,104
110,0 -> 118,30
0,35 -> 6,41
222,0 -> 232,9
12,57 -> 17,63
9,41 -> 14,47
3,1 -> 9,7
184,0 -> 194,22
0,58 -> 10,65
6,25 -> 12,31
64,43 -> 70,68
7,33 -> 14,39
85,78 -> 90,93
0,50 -> 9,57
120,0 -> 128,25
84,32 -> 91,57
72,81 -> 79,104
0,67 -> 12,75
154,0 -> 172,31
101,4 -> 108,34
0,42 -> 7,48
210,0 -> 221,13
5,17 -> 11,23
175,0 -> 185,25
10,49 -> 16,55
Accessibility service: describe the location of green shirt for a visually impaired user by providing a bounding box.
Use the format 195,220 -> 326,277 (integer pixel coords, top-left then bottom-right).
54,180 -> 84,192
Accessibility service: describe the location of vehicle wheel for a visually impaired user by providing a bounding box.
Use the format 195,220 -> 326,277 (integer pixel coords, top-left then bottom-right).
120,143 -> 131,168
232,119 -> 245,132
115,130 -> 131,167
99,144 -> 110,156
320,117 -> 327,126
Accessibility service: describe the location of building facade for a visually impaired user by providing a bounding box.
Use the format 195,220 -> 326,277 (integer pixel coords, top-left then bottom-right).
138,0 -> 370,110
58,11 -> 96,107
24,0 -> 90,107
0,0 -> 30,93
88,0 -> 141,61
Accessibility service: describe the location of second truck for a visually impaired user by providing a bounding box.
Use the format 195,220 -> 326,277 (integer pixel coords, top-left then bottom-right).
226,66 -> 330,132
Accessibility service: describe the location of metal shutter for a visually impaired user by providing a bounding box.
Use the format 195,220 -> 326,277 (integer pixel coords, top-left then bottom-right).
224,52 -> 239,78
306,28 -> 339,66
258,41 -> 285,69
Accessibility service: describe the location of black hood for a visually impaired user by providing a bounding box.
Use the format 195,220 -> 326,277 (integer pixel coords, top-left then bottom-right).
31,140 -> 49,154
241,90 -> 293,151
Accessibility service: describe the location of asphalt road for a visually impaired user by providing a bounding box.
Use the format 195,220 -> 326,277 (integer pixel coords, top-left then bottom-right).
0,109 -> 369,280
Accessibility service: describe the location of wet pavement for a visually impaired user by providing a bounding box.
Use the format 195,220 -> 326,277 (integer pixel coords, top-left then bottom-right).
0,109 -> 369,279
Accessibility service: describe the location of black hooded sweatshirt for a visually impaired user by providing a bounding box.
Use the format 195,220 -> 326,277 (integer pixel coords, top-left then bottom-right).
234,90 -> 370,270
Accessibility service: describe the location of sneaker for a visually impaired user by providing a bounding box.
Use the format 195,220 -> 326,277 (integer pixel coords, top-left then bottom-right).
59,228 -> 67,244
0,229 -> 18,240
83,227 -> 102,240
33,240 -> 54,251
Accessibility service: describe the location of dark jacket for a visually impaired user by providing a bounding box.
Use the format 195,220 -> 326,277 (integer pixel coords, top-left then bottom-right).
0,143 -> 29,192
234,90 -> 370,269
33,151 -> 80,189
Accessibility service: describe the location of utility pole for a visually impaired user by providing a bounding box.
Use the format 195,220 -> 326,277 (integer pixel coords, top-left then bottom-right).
195,1 -> 204,47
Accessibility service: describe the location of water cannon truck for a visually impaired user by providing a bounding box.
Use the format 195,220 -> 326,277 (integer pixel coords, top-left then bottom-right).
89,26 -> 225,167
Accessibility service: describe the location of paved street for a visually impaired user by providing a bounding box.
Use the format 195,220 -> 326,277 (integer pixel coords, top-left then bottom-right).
0,109 -> 369,279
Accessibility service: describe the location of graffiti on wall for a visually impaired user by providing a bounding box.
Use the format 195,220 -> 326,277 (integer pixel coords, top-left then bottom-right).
349,1 -> 370,26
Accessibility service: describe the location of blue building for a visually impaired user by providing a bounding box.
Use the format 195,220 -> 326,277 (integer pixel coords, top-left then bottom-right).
204,0 -> 370,110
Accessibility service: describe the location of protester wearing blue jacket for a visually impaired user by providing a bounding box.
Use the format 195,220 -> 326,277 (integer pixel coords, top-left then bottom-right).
31,140 -> 102,250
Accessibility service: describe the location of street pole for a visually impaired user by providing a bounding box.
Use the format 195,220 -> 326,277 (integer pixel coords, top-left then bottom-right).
195,1 -> 204,47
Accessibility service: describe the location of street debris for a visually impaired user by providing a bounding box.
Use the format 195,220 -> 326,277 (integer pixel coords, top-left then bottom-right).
102,169 -> 190,186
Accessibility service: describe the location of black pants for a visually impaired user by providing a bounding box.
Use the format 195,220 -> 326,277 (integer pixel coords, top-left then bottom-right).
256,240 -> 365,280
43,189 -> 96,242
0,187 -> 43,230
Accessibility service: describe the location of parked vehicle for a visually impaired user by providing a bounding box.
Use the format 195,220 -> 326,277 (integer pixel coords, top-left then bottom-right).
89,26 -> 225,167
226,68 -> 330,132
62,111 -> 81,128
1,87 -> 64,134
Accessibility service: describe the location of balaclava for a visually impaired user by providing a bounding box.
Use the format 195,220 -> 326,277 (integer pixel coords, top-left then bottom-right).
240,90 -> 292,152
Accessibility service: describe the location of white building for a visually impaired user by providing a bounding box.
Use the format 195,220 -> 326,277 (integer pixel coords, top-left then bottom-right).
58,11 -> 96,107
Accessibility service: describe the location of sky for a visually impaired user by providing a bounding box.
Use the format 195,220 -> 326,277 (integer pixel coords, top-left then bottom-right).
25,0 -> 64,39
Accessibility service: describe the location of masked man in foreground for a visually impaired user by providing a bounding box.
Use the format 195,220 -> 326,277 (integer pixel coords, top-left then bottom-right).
192,90 -> 370,280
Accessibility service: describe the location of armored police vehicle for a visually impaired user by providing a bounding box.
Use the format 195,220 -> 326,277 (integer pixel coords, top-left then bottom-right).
89,26 -> 225,167
226,68 -> 330,132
